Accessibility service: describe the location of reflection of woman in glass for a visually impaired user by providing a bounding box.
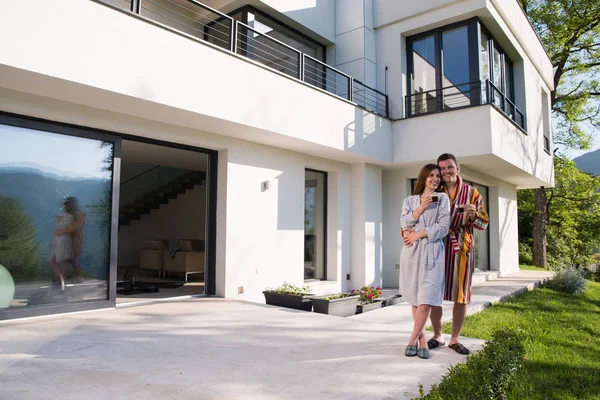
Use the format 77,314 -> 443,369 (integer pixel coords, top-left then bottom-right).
49,210 -> 74,291
50,197 -> 86,288
57,197 -> 86,284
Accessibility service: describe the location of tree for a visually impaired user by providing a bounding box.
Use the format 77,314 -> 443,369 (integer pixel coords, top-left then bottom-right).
0,196 -> 40,280
519,0 -> 600,267
519,156 -> 600,268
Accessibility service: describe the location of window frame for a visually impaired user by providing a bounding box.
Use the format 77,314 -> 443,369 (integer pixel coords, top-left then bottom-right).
304,168 -> 328,281
407,17 -> 516,116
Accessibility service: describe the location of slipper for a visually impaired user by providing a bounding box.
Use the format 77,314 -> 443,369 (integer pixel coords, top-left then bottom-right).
417,348 -> 431,359
449,343 -> 470,355
405,345 -> 418,357
427,338 -> 445,349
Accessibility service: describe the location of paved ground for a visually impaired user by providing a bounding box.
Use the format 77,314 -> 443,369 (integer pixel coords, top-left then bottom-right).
0,270 -> 552,400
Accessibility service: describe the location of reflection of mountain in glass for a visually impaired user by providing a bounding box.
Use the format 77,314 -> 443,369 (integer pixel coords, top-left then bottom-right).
0,167 -> 112,281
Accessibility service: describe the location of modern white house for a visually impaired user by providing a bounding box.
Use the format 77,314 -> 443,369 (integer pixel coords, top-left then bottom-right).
0,0 -> 554,320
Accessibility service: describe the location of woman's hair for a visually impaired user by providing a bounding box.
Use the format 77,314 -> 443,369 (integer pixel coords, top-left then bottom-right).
413,163 -> 444,195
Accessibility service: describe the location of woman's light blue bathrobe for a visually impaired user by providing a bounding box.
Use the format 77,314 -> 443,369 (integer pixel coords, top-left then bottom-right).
400,193 -> 450,306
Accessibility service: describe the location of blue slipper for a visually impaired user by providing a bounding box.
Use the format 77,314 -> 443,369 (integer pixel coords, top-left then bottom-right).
405,345 -> 418,357
417,347 -> 431,359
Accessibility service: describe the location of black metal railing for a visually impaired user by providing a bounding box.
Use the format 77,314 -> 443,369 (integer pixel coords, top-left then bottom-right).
97,0 -> 389,118
302,54 -> 351,101
405,80 -> 526,131
235,21 -> 301,79
353,79 -> 389,117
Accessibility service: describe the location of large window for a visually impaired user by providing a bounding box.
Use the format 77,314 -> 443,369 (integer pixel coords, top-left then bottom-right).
0,119 -> 114,315
407,18 -> 523,130
304,169 -> 327,280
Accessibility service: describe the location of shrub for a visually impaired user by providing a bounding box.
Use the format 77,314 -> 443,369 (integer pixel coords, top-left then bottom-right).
264,282 -> 311,296
518,242 -> 533,266
546,268 -> 587,295
415,328 -> 526,400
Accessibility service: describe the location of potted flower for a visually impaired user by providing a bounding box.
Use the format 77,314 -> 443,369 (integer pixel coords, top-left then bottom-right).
311,292 -> 359,317
354,286 -> 383,314
263,282 -> 314,311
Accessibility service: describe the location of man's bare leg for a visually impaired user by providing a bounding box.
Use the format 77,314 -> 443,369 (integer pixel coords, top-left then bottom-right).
449,303 -> 467,345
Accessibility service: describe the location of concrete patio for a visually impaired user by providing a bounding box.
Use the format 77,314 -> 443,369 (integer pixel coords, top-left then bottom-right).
0,270 -> 552,400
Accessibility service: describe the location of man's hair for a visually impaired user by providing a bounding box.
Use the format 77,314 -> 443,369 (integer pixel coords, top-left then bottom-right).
437,153 -> 458,166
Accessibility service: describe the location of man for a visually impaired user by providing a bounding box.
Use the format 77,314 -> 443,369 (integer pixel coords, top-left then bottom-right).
427,153 -> 488,355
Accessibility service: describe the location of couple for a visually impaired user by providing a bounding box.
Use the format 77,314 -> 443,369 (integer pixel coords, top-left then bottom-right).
49,197 -> 86,291
400,153 -> 488,359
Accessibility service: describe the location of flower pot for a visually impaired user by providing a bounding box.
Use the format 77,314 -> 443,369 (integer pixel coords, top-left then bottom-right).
355,301 -> 382,314
312,295 -> 359,317
263,291 -> 313,311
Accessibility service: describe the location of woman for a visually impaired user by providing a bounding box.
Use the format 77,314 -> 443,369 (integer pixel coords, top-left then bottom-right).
400,164 -> 450,359
55,197 -> 86,284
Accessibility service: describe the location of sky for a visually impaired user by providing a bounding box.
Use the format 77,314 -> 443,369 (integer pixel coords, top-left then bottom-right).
0,124 -> 112,179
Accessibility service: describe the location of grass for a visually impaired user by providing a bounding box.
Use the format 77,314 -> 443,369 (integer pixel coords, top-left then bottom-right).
519,264 -> 548,271
440,281 -> 600,400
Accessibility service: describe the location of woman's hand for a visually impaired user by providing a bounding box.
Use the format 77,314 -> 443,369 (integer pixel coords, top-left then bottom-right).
403,229 -> 423,247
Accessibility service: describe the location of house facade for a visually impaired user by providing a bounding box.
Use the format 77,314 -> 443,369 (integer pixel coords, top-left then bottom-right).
0,0 -> 553,320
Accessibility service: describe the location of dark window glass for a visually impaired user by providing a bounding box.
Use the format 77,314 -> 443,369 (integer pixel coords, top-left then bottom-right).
304,170 -> 326,280
442,26 -> 471,109
0,124 -> 113,311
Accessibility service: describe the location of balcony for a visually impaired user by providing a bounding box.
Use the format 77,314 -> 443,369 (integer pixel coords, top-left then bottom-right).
99,0 -> 389,118
405,80 -> 526,132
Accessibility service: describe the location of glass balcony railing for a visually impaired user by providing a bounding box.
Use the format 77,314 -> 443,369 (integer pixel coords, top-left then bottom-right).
405,80 -> 526,132
98,0 -> 389,118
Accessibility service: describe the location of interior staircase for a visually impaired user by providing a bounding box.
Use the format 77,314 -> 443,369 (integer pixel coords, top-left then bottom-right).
119,171 -> 206,226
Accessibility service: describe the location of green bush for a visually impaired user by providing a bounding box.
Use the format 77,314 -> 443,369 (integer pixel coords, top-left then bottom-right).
415,328 -> 526,400
518,242 -> 533,266
546,268 -> 587,295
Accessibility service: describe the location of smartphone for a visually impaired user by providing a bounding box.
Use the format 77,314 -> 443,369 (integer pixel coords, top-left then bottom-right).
431,194 -> 439,202
456,206 -> 465,212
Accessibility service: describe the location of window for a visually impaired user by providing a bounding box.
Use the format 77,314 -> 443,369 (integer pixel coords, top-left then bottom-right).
407,18 -> 524,131
304,169 -> 327,280
542,90 -> 551,153
0,119 -> 114,312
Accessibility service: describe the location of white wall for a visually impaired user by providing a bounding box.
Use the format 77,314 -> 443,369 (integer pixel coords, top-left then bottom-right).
393,105 -> 553,188
350,163 -> 383,289
0,0 -> 392,167
117,184 -> 207,266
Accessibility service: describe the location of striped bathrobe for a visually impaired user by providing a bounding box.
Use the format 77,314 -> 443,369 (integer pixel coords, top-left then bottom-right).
443,176 -> 489,304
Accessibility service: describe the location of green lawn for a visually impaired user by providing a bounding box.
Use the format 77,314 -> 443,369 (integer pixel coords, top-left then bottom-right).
519,264 -> 548,271
441,281 -> 600,400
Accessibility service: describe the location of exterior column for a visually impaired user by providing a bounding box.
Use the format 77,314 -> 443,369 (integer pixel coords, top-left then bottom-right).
350,163 -> 383,289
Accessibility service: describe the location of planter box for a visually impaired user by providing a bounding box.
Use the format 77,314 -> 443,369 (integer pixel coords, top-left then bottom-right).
382,294 -> 403,307
312,295 -> 359,317
355,301 -> 382,314
263,291 -> 313,312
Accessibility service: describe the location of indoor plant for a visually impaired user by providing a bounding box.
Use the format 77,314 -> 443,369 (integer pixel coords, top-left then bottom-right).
263,282 -> 314,311
311,292 -> 359,317
353,286 -> 383,314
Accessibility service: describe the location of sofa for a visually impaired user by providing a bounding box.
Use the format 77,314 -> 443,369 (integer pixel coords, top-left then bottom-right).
139,239 -> 205,282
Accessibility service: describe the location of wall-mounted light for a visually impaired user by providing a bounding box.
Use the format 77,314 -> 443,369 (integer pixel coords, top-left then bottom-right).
261,180 -> 271,191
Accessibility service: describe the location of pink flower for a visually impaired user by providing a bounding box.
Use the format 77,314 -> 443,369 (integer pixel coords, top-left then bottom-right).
368,293 -> 373,299
376,286 -> 382,290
